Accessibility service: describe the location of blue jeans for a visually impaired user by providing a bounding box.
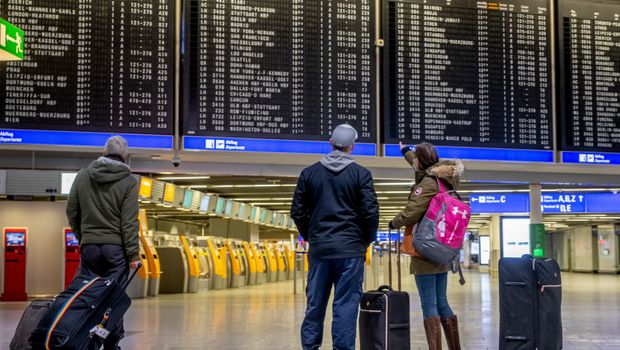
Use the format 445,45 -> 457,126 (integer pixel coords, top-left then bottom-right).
414,272 -> 454,320
301,257 -> 365,350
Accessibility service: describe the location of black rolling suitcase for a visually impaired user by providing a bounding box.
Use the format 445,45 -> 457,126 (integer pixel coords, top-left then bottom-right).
359,229 -> 410,350
10,299 -> 53,350
28,264 -> 141,350
499,255 -> 562,350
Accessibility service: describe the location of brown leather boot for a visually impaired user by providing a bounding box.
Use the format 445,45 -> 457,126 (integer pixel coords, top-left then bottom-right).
440,315 -> 461,350
423,316 -> 442,350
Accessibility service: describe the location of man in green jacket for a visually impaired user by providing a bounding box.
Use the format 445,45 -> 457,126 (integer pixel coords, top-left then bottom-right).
66,135 -> 140,350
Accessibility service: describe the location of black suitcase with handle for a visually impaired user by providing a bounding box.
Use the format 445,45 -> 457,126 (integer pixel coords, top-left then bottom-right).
10,299 -> 53,350
359,229 -> 410,350
28,264 -> 141,350
499,255 -> 562,350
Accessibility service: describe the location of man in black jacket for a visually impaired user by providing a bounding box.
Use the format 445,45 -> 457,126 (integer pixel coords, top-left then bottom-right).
291,124 -> 379,350
66,136 -> 140,350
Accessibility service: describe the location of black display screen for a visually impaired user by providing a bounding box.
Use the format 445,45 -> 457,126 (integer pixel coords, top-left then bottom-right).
0,0 -> 175,135
558,0 -> 620,152
183,0 -> 376,142
384,0 -> 552,150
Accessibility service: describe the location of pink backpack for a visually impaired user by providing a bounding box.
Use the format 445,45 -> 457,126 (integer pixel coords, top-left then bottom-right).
413,178 -> 470,283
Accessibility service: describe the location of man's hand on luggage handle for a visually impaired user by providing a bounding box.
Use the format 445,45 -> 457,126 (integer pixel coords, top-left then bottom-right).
129,260 -> 141,270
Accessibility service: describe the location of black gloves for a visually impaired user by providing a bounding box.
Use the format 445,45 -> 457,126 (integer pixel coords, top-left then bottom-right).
400,146 -> 412,156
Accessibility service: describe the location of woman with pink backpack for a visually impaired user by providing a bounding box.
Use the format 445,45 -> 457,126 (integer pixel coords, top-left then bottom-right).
388,142 -> 466,350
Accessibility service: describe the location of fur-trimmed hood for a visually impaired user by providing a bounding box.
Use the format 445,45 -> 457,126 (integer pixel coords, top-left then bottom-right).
414,159 -> 464,190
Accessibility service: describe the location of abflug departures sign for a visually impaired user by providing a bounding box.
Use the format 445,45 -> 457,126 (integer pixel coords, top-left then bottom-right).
0,0 -> 176,148
558,0 -> 620,155
183,0 -> 377,155
470,192 -> 620,214
383,0 -> 553,161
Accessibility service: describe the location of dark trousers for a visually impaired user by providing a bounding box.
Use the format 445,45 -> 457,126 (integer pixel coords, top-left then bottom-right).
301,257 -> 365,350
78,244 -> 128,349
414,272 -> 454,319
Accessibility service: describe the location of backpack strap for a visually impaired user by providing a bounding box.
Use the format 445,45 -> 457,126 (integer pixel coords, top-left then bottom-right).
435,177 -> 463,200
435,177 -> 446,193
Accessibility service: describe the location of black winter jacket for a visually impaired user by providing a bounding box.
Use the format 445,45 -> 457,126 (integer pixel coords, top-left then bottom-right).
291,151 -> 379,259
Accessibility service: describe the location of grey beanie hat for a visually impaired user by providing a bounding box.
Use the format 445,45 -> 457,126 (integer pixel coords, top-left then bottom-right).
331,124 -> 358,148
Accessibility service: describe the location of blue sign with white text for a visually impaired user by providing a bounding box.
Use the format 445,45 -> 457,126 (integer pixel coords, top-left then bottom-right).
0,129 -> 173,149
184,136 -> 377,156
540,193 -> 586,213
471,192 -> 620,214
562,152 -> 620,165
385,144 -> 553,162
470,193 -> 530,213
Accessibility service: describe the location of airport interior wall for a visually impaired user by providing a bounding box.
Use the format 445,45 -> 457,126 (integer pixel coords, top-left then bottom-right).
0,201 -> 67,295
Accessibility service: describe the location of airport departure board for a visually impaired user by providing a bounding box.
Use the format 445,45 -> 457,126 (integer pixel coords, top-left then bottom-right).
184,0 -> 376,142
559,0 -> 620,152
384,0 -> 552,150
0,0 -> 175,135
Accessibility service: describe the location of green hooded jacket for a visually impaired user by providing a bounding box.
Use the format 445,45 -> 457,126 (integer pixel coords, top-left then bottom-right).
66,156 -> 140,261
391,150 -> 464,275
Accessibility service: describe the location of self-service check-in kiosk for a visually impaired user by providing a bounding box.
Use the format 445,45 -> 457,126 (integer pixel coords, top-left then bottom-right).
63,228 -> 80,289
127,243 -> 150,299
283,244 -> 295,280
242,242 -> 258,285
234,241 -> 249,287
206,238 -> 228,290
2,228 -> 28,301
273,243 -> 287,282
262,243 -> 278,282
137,210 -> 161,297
225,240 -> 247,288
249,243 -> 267,285
194,247 -> 211,291
180,235 -> 200,293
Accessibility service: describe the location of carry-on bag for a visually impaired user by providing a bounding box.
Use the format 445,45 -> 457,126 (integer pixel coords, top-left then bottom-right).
499,255 -> 562,350
28,264 -> 141,350
359,229 -> 410,350
10,299 -> 53,350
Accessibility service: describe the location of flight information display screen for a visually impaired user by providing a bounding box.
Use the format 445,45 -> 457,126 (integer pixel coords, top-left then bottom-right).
0,0 -> 175,135
183,0 -> 376,143
558,0 -> 620,152
384,0 -> 552,151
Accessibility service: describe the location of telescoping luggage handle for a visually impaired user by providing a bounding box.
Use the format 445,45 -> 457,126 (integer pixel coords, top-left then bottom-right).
124,262 -> 143,290
388,228 -> 403,291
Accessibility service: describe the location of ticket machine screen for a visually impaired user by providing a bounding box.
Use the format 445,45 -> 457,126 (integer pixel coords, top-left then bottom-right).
6,232 -> 25,246
65,232 -> 79,247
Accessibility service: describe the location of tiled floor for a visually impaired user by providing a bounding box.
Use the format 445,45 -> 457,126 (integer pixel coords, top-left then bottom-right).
1,271 -> 619,349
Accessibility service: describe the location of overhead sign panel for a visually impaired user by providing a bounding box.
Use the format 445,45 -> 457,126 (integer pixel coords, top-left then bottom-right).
471,192 -> 620,214
0,1 -> 176,148
558,0 -> 620,154
383,0 -> 553,162
183,0 -> 377,155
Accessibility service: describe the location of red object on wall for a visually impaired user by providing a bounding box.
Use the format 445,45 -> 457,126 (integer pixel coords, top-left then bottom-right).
2,227 -> 28,302
64,228 -> 80,289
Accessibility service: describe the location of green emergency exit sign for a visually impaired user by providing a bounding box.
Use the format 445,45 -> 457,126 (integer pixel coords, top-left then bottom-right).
0,18 -> 24,61
530,223 -> 546,258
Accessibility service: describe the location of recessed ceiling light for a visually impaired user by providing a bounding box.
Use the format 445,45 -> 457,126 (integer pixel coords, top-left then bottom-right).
157,176 -> 211,181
